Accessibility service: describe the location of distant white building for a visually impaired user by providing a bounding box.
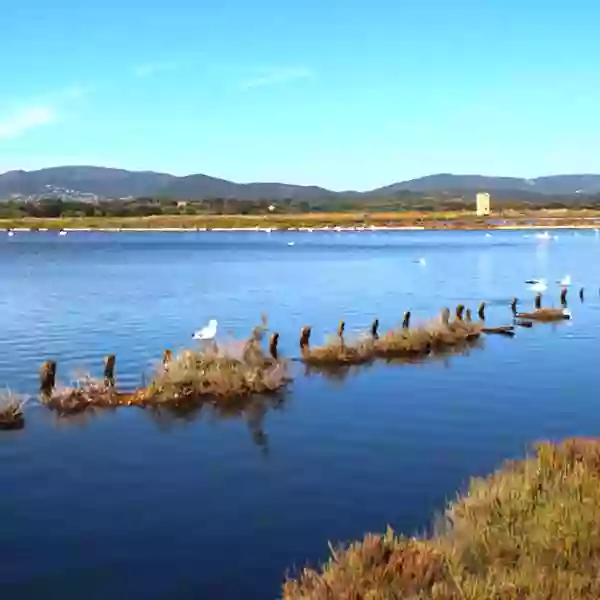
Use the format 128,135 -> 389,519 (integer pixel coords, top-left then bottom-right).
476,192 -> 491,216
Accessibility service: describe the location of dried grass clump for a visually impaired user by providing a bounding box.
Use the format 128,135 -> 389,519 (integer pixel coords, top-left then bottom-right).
147,328 -> 290,405
284,438 -> 600,600
516,307 -> 571,322
301,317 -> 482,370
0,390 -> 26,430
43,374 -> 120,414
374,319 -> 481,359
302,334 -> 375,367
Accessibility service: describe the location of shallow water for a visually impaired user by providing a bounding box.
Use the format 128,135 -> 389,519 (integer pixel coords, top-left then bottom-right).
1,229 -> 600,599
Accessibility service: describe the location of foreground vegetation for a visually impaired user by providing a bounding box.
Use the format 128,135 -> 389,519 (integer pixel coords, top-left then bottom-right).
284,438 -> 600,599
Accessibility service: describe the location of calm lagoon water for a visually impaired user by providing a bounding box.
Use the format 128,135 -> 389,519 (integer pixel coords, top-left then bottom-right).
1,229 -> 600,599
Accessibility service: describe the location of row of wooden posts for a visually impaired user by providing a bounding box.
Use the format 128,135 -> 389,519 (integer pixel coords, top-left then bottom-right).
38,287 -> 580,395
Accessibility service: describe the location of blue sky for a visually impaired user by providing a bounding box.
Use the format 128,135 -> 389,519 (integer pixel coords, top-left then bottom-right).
1,0 -> 599,190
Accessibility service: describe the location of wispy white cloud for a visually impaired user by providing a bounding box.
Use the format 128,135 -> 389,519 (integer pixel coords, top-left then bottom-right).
0,106 -> 57,140
239,66 -> 314,90
133,62 -> 177,78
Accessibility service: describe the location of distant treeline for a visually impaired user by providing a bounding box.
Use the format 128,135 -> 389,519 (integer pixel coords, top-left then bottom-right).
2,193 -> 600,219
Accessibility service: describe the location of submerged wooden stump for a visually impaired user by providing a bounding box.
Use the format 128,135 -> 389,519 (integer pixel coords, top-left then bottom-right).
535,292 -> 542,310
456,304 -> 465,321
337,320 -> 345,348
560,287 -> 568,306
104,354 -> 116,387
482,325 -> 515,337
510,297 -> 518,316
40,360 -> 57,397
580,287 -> 585,302
402,311 -> 411,329
478,301 -> 486,321
465,308 -> 472,323
300,326 -> 311,357
269,332 -> 280,360
371,319 -> 379,340
515,319 -> 533,328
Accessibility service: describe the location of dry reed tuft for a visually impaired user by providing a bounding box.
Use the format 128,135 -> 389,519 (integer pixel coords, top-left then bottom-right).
283,437 -> 600,600
302,333 -> 375,367
42,373 -> 120,414
374,318 -> 482,359
0,389 -> 26,430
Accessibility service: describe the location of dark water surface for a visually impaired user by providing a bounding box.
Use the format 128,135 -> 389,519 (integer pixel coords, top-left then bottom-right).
1,229 -> 600,599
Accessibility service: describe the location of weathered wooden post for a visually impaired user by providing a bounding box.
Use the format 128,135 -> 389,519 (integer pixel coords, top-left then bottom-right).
456,304 -> 465,321
465,308 -> 472,322
300,326 -> 311,357
579,287 -> 585,302
478,301 -> 486,321
534,292 -> 542,310
560,287 -> 568,306
510,297 -> 518,316
162,349 -> 172,370
40,360 -> 57,397
402,311 -> 411,329
370,318 -> 379,340
269,332 -> 279,360
337,320 -> 346,350
103,354 -> 116,387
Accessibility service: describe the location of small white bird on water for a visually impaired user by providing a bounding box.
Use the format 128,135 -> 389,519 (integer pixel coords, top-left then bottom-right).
59,230 -> 67,236
193,319 -> 218,340
529,280 -> 548,292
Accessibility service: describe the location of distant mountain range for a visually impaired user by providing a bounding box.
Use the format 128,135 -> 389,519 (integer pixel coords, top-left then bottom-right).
2,166 -> 600,201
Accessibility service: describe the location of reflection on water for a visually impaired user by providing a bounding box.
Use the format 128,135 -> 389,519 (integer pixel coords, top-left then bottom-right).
145,395 -> 287,455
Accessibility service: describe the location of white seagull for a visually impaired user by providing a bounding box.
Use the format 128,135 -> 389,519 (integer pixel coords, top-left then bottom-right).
528,280 -> 548,292
59,230 -> 67,236
193,319 -> 218,340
